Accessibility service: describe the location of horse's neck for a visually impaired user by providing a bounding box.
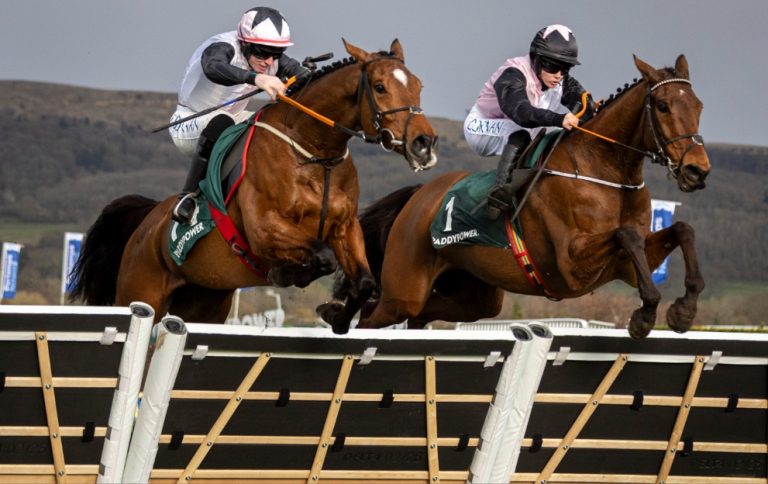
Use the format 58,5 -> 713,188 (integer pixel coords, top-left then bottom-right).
564,84 -> 650,181
266,71 -> 361,156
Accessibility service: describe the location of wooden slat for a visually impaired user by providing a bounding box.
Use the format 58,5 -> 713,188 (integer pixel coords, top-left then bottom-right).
536,354 -> 629,483
307,355 -> 355,483
35,332 -> 66,484
513,472 -> 768,483
0,426 -> 107,438
535,392 -> 767,409
170,389 -> 492,403
656,356 -> 705,484
520,437 -> 767,453
5,377 -> 117,388
424,355 -> 440,483
177,352 -> 272,483
156,433 -> 481,447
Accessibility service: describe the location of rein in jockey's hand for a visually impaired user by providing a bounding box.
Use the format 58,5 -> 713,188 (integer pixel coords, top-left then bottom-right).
562,112 -> 580,130
254,74 -> 287,101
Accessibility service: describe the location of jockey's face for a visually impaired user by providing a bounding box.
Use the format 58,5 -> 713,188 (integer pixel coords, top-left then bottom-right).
539,69 -> 563,89
243,44 -> 284,73
248,55 -> 275,74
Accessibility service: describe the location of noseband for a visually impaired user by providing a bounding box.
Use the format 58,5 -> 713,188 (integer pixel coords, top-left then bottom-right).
645,78 -> 705,178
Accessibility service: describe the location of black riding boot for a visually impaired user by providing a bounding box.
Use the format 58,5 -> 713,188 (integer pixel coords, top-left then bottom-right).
486,143 -> 523,219
171,153 -> 208,224
171,115 -> 234,224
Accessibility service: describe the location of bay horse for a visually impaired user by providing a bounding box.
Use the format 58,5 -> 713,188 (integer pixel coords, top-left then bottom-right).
321,54 -> 710,339
71,39 -> 437,324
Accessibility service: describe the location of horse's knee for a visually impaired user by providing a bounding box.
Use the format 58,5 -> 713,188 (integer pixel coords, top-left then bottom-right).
310,241 -> 338,276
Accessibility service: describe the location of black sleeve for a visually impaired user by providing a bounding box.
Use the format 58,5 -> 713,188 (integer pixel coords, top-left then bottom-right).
494,67 -> 565,128
560,75 -> 588,111
275,54 -> 309,80
200,42 -> 254,86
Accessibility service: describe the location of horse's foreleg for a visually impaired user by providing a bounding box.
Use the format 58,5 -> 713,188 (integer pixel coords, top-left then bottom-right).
320,221 -> 376,334
249,213 -> 328,287
645,221 -> 704,333
614,226 -> 661,339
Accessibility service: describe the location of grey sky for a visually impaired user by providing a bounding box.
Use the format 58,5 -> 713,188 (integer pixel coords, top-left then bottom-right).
1,0 -> 766,146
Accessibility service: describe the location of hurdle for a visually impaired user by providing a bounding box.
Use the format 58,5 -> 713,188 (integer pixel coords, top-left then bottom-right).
3,306 -> 766,483
450,324 -> 768,483
0,303 -> 154,484
121,321 -> 552,483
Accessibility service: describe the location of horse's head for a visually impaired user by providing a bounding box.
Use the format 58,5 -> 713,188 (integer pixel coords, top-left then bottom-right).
634,54 -> 710,192
344,38 -> 438,171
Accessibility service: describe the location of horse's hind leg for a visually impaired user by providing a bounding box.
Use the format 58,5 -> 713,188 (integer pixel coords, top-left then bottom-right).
645,221 -> 704,333
614,226 -> 662,339
407,272 -> 504,329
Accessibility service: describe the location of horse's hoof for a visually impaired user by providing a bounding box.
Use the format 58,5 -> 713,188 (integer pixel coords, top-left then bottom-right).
316,301 -> 344,324
628,307 -> 655,340
666,297 -> 696,333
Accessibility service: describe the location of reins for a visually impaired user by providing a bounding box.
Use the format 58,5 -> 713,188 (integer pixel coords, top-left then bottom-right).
265,54 -> 424,241
572,79 -> 704,178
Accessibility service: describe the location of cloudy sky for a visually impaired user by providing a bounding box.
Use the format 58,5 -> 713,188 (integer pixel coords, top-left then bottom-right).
1,0 -> 766,146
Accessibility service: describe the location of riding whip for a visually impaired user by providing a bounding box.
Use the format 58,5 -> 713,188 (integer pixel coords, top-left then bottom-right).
151,52 -> 334,133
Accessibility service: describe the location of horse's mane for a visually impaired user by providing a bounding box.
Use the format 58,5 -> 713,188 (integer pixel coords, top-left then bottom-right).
285,50 -> 398,97
285,57 -> 357,96
593,66 -> 678,117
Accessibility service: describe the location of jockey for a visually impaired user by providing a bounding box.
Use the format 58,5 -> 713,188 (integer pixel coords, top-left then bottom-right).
463,24 -> 594,217
169,6 -> 308,224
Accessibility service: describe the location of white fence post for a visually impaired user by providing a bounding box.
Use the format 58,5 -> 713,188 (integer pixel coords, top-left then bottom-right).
122,316 -> 187,483
97,302 -> 154,483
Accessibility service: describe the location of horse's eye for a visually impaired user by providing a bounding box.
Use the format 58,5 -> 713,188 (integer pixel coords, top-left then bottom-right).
374,83 -> 386,94
657,101 -> 669,113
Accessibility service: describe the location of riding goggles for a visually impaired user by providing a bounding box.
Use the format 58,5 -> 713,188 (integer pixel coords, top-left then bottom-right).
244,44 -> 286,60
539,57 -> 572,75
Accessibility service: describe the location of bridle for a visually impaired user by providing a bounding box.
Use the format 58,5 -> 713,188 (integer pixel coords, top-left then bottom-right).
644,78 -> 705,178
277,55 -> 427,169
572,78 -> 705,179
270,54 -> 428,241
356,57 -> 425,161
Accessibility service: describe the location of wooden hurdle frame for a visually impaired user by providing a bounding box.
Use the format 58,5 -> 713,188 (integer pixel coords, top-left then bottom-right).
504,328 -> 768,484
2,306 -> 766,483
0,303 -> 154,484
121,322 -> 552,483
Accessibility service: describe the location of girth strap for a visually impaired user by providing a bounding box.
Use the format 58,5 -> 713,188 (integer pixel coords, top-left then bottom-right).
208,203 -> 269,281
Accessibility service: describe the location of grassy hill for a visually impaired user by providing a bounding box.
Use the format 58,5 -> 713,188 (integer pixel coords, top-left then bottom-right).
1,81 -> 766,324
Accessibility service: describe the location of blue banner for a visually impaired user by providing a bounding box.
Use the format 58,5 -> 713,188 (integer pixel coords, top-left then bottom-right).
61,232 -> 84,299
1,242 -> 22,300
650,200 -> 680,285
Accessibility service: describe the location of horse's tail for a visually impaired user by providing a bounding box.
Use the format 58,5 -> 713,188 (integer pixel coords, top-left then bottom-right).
332,184 -> 421,300
70,195 -> 159,305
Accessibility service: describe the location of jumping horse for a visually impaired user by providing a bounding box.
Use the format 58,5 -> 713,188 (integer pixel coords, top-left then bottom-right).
322,54 -> 710,339
71,39 -> 437,323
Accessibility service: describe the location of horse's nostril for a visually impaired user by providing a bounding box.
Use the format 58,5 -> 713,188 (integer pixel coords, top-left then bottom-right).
411,135 -> 431,154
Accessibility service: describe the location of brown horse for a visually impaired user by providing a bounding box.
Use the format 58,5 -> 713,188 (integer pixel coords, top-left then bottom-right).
322,54 -> 710,339
71,39 -> 437,325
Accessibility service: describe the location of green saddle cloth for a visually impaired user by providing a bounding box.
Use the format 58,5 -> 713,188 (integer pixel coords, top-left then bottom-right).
430,171 -> 509,249
429,129 -> 562,249
169,120 -> 251,266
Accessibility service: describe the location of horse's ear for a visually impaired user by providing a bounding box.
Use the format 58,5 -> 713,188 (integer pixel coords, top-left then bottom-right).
390,39 -> 404,61
633,54 -> 662,85
343,38 -> 371,63
675,54 -> 690,79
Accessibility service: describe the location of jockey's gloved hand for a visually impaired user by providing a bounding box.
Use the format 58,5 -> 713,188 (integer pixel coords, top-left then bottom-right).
254,73 -> 286,101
